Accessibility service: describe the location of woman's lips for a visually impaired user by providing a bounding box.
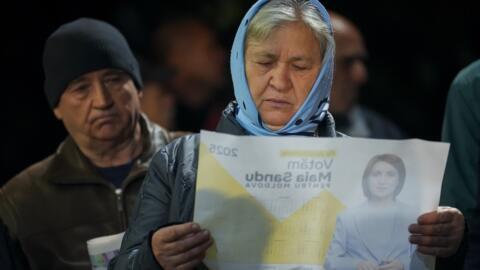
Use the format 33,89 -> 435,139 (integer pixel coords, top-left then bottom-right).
264,98 -> 291,108
375,186 -> 388,191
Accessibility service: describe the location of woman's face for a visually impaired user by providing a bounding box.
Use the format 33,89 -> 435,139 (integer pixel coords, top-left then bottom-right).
245,22 -> 323,130
367,161 -> 400,201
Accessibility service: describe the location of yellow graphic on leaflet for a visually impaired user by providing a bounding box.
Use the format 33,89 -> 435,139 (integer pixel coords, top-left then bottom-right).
195,143 -> 345,266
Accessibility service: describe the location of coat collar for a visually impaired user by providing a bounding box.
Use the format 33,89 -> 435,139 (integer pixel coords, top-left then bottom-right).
44,115 -> 157,187
216,101 -> 340,137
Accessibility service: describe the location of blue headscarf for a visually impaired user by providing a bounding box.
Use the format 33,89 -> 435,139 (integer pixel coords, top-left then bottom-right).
230,0 -> 334,136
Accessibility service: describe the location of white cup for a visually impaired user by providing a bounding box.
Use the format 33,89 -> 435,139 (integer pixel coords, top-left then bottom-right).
86,232 -> 125,270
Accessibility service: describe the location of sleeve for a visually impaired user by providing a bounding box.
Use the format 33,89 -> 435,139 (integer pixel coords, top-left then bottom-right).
324,215 -> 362,270
440,75 -> 480,222
0,193 -> 30,270
464,210 -> 480,269
108,146 -> 174,270
438,67 -> 480,270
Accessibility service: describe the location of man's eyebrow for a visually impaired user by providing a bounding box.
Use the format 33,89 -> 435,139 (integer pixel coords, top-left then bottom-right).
103,70 -> 126,77
68,75 -> 88,86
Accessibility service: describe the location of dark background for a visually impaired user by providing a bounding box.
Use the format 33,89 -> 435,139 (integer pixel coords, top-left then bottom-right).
2,0 -> 479,185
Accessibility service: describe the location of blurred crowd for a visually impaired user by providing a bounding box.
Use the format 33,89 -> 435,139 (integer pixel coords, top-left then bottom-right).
1,0 -> 480,269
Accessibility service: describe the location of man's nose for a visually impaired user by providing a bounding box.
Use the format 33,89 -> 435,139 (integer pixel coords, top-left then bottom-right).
351,60 -> 368,86
91,82 -> 113,109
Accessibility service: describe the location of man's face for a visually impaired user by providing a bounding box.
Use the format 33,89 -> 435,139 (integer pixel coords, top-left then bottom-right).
53,69 -> 141,144
330,21 -> 368,114
165,22 -> 227,109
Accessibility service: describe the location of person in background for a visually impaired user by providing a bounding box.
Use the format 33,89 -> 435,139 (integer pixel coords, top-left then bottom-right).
110,1 -> 464,269
440,59 -> 480,270
137,55 -> 176,130
151,16 -> 231,132
0,18 -> 178,269
329,12 -> 405,139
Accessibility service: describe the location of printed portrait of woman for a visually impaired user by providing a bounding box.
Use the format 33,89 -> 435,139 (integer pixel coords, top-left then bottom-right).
325,154 -> 423,270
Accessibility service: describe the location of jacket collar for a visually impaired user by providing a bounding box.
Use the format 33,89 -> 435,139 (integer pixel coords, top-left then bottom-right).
45,115 -> 156,186
216,101 -> 340,137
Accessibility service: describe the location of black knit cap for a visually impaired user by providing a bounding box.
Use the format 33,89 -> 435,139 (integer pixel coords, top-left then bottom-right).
43,18 -> 143,108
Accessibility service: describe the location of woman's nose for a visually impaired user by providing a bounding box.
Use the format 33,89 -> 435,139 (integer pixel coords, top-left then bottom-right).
378,175 -> 390,184
269,64 -> 292,91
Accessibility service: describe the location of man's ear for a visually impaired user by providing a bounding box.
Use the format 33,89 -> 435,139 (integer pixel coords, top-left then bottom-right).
53,107 -> 63,120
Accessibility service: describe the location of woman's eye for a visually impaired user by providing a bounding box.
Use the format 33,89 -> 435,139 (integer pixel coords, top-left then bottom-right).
293,64 -> 308,70
257,61 -> 272,67
387,171 -> 397,177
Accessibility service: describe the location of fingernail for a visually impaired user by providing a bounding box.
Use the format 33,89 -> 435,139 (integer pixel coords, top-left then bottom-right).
203,230 -> 210,236
192,223 -> 199,230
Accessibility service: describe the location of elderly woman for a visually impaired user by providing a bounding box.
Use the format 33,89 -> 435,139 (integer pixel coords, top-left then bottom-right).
110,0 -> 464,269
325,154 -> 420,270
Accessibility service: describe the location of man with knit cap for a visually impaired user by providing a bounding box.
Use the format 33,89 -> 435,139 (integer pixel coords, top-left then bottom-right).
0,18 -> 176,269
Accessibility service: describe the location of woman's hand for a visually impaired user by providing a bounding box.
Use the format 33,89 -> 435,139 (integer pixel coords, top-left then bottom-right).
151,222 -> 213,270
357,261 -> 378,270
409,206 -> 464,257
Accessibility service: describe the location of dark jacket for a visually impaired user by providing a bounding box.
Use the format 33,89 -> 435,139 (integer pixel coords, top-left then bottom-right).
110,103 -> 341,269
440,59 -> 480,270
0,220 -> 28,270
333,105 -> 406,139
0,115 -> 174,270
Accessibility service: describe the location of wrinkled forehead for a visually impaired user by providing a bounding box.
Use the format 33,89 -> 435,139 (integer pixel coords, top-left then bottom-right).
244,23 -> 324,63
246,20 -> 314,44
244,2 -> 331,59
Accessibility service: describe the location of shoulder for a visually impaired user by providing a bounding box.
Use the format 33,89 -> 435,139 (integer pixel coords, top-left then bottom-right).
358,106 -> 394,125
448,60 -> 480,104
0,154 -> 56,235
163,134 -> 200,156
336,204 -> 363,221
391,201 -> 419,225
150,134 -> 200,170
2,155 -> 55,194
442,61 -> 480,135
141,113 -> 192,145
141,114 -> 193,159
452,60 -> 480,88
357,107 -> 405,139
394,201 -> 417,215
144,134 -> 200,193
141,114 -> 172,146
357,106 -> 405,139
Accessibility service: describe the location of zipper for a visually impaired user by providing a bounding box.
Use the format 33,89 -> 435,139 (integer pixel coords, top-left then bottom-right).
115,188 -> 126,230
